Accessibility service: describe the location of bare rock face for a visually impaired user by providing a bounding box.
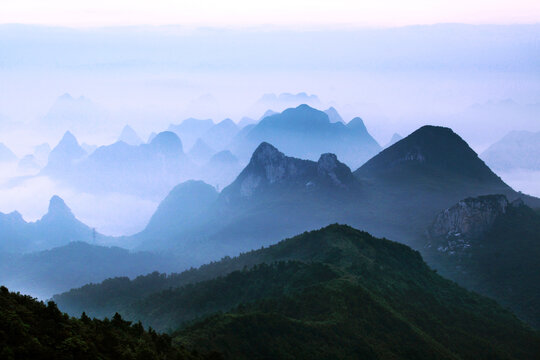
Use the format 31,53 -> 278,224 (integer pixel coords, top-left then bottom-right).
236,142 -> 309,197
317,153 -> 355,188
428,195 -> 509,255
225,142 -> 357,199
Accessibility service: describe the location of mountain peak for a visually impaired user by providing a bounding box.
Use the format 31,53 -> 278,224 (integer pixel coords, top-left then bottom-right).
223,143 -> 308,198
324,107 -> 344,123
259,109 -> 277,121
209,150 -> 238,164
47,195 -> 75,219
217,118 -> 236,127
251,142 -> 284,164
347,117 -> 368,133
257,104 -> 330,128
317,153 -> 356,188
223,144 -> 359,199
149,131 -> 184,154
118,125 -> 143,146
355,125 -> 508,187
43,131 -> 86,173
385,133 -> 403,148
60,130 -> 77,144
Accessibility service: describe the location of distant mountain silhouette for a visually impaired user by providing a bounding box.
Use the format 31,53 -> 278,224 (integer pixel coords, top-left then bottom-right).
147,132 -> 157,143
80,142 -> 97,155
238,116 -> 256,128
43,131 -> 195,198
384,133 -> 402,148
117,125 -> 143,146
231,104 -> 381,168
0,241 -> 177,299
42,131 -> 86,176
18,154 -> 41,172
323,106 -> 344,123
33,143 -> 51,165
0,143 -> 17,162
135,180 -> 218,244
199,150 -> 242,189
0,195 -> 109,253
136,142 -> 359,254
187,138 -> 216,165
168,117 -> 214,150
253,92 -> 321,113
258,109 -> 277,121
40,93 -> 105,136
481,130 -> 540,171
133,126 -> 539,265
200,118 -> 239,150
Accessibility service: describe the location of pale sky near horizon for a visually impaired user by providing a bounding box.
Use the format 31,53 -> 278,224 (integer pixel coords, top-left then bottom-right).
2,0 -> 540,28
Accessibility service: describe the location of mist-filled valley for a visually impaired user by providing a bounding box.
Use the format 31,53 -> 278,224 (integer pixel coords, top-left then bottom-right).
1,21 -> 540,359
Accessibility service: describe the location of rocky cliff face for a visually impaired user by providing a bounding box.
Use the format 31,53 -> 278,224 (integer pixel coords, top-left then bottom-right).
224,142 -> 358,199
427,195 -> 510,255
316,153 -> 356,188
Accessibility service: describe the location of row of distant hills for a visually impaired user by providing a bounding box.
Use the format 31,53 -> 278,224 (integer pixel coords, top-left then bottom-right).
1,103 -> 540,359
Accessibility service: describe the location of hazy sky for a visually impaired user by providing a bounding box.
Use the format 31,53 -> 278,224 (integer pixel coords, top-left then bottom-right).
2,0 -> 540,27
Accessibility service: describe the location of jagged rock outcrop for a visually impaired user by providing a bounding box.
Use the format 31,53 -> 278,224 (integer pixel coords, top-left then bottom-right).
425,194 -> 540,329
224,142 -> 357,199
428,195 -> 511,254
316,153 -> 356,188
236,142 -> 311,197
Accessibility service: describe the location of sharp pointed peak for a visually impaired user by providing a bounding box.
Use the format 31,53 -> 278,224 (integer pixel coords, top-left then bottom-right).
56,131 -> 82,149
62,130 -> 76,139
252,142 -> 282,157
246,142 -> 287,169
47,195 -> 74,218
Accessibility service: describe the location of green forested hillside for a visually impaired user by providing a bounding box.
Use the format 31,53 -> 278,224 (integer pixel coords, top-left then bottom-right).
0,286 -> 217,360
55,225 -> 540,359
